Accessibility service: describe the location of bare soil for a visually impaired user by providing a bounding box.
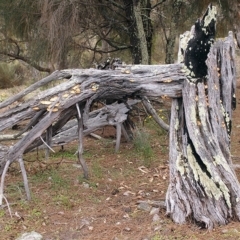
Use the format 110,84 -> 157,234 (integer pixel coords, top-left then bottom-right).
1,81 -> 240,240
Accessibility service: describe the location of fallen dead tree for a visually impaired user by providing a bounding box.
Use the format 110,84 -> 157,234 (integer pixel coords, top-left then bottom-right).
0,4 -> 239,229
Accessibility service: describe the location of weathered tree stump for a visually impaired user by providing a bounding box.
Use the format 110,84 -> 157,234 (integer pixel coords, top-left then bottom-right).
166,5 -> 240,228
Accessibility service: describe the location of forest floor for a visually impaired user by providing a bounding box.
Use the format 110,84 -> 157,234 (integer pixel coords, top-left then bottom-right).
1,80 -> 240,240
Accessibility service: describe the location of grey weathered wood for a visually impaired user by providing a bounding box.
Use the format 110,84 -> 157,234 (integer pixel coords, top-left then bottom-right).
49,100 -> 139,147
142,96 -> 169,131
165,4 -> 240,229
0,70 -> 71,109
76,103 -> 88,179
0,64 -> 184,133
0,145 -> 9,175
45,125 -> 53,160
115,123 -> 122,153
18,157 -> 31,201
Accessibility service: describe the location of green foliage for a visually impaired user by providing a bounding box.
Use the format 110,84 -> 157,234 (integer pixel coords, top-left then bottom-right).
91,159 -> 103,178
0,209 -> 5,218
31,169 -> 70,190
50,170 -> 70,190
0,0 -> 39,39
0,0 -> 236,72
30,208 -> 42,218
53,194 -> 72,208
0,62 -> 24,89
51,149 -> 77,160
133,128 -> 154,167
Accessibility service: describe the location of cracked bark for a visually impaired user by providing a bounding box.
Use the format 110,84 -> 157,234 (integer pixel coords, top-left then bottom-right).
166,5 -> 240,229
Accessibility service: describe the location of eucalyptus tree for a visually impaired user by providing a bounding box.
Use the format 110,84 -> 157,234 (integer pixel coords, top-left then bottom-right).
222,0 -> 240,47
0,0 -> 168,70
1,0 -> 238,72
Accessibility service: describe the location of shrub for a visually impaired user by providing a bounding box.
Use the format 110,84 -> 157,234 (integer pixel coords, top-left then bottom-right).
133,128 -> 154,167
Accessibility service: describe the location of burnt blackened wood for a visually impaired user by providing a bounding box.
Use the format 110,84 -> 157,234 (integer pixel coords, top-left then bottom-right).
183,4 -> 216,80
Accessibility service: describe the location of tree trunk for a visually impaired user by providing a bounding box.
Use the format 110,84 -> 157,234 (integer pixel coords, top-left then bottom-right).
230,1 -> 240,48
166,5 -> 240,229
165,0 -> 184,64
124,0 -> 152,64
133,0 -> 149,64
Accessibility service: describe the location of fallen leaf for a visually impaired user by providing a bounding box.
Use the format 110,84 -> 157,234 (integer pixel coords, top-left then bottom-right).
123,190 -> 135,196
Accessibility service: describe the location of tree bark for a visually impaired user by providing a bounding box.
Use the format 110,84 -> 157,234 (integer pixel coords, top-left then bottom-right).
166,5 -> 240,229
132,0 -> 149,64
123,0 -> 152,64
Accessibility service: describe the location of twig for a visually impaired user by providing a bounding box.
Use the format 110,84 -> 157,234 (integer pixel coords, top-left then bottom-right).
142,96 -> 169,131
89,133 -> 102,140
3,195 -> 12,218
45,125 -> 53,160
40,135 -> 55,153
18,157 -> 31,201
76,103 -> 88,179
115,123 -> 122,152
0,160 -> 10,206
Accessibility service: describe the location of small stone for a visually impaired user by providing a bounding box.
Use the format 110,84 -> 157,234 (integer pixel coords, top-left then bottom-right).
152,213 -> 160,222
88,226 -> 93,231
111,188 -> 119,195
79,218 -> 91,229
16,231 -> 43,240
137,202 -> 152,212
153,225 -> 162,231
150,207 -> 159,215
124,227 -> 131,232
82,182 -> 90,188
221,229 -> 228,233
72,164 -> 82,169
123,206 -> 131,213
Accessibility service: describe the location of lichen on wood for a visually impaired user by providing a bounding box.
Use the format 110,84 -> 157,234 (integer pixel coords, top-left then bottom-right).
166,4 -> 240,229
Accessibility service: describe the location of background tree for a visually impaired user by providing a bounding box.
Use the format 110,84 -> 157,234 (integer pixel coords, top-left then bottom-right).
0,0 -> 239,79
